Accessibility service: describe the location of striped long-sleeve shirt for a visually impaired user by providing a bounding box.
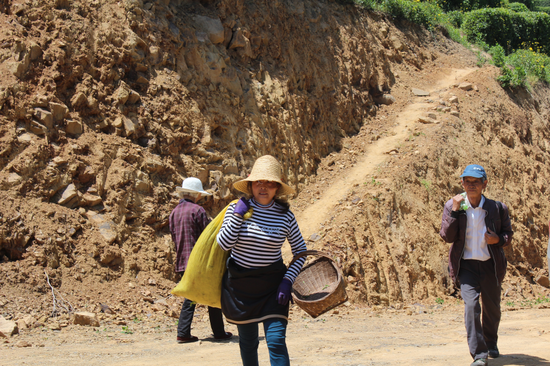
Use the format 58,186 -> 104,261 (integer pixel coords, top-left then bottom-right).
217,198 -> 307,282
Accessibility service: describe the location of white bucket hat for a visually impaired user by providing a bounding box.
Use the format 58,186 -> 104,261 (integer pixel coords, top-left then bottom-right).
176,177 -> 212,196
233,155 -> 295,197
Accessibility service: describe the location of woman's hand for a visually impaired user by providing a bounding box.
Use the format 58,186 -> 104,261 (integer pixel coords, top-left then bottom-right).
234,198 -> 250,217
277,278 -> 292,305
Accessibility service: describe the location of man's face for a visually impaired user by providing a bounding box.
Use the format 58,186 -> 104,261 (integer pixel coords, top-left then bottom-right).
461,177 -> 487,197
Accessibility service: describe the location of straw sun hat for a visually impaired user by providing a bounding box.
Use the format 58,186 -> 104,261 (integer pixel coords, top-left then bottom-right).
233,155 -> 295,197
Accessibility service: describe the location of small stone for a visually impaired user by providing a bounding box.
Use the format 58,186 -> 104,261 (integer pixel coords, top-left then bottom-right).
412,88 -> 430,96
66,120 -> 83,135
29,120 -> 48,135
34,108 -> 53,128
458,82 -> 474,91
0,316 -> 18,337
58,184 -> 79,206
535,274 -> 550,288
48,321 -> 61,330
374,94 -> 396,105
16,340 -> 31,347
73,312 -> 100,327
449,96 -> 459,104
308,233 -> 322,242
71,92 -> 88,108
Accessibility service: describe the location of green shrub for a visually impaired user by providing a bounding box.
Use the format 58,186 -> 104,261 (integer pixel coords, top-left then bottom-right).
463,8 -> 550,54
507,1 -> 531,10
497,65 -> 527,87
506,49 -> 550,82
497,49 -> 550,87
447,10 -> 464,27
435,0 -> 504,12
489,44 -> 506,66
381,0 -> 444,30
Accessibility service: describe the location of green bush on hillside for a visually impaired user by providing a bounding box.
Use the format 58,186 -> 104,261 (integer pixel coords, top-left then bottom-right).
378,0 -> 445,30
506,1 -> 531,11
446,10 -> 464,27
434,0 -> 503,12
463,8 -> 550,54
489,45 -> 506,66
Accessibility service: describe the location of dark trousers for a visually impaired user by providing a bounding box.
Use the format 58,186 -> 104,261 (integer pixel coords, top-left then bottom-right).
177,298 -> 226,338
459,258 -> 501,360
176,271 -> 226,338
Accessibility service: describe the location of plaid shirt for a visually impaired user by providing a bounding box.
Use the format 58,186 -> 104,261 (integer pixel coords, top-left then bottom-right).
169,199 -> 211,273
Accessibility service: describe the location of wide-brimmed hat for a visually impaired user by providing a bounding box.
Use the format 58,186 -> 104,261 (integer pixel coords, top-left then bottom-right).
176,177 -> 212,196
233,155 -> 295,196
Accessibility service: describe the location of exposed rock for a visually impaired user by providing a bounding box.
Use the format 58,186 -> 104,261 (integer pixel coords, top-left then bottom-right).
99,221 -> 118,244
58,183 -> 79,206
411,88 -> 430,96
29,120 -> 48,135
449,96 -> 459,104
374,94 -> 396,105
71,92 -> 88,108
66,120 -> 83,135
229,28 -> 247,49
0,316 -> 18,337
458,82 -> 474,91
49,102 -> 69,122
418,116 -> 437,124
450,110 -> 460,117
535,274 -> 550,288
48,321 -> 61,330
15,340 -> 32,347
73,312 -> 100,327
194,15 -> 225,44
34,108 -> 53,129
81,193 -> 102,206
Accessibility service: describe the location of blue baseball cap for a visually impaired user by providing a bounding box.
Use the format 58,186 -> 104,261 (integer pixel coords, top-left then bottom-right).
460,164 -> 487,180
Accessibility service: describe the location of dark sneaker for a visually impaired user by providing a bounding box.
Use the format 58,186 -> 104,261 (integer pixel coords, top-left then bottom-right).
214,331 -> 233,340
488,346 -> 499,358
177,335 -> 199,343
471,358 -> 488,366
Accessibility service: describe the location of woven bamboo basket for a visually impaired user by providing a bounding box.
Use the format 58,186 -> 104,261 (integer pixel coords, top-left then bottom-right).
289,250 -> 347,318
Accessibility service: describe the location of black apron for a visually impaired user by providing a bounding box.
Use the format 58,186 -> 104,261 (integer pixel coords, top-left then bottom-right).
221,258 -> 289,324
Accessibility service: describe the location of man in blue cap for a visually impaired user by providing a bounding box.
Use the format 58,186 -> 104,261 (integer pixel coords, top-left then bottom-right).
440,165 -> 513,366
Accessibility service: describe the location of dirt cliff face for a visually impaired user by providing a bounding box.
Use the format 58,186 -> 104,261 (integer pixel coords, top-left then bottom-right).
0,0 -> 549,320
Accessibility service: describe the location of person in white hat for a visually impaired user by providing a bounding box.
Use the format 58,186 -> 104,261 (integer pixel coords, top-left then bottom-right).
169,177 -> 232,343
216,155 -> 307,366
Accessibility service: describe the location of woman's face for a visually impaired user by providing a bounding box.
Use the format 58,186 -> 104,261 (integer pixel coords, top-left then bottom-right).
251,180 -> 280,205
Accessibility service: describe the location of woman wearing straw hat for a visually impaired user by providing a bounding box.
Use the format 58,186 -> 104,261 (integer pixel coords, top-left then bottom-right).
217,155 -> 308,366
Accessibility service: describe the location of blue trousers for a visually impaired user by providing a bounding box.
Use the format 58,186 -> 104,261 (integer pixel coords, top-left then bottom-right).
237,318 -> 289,366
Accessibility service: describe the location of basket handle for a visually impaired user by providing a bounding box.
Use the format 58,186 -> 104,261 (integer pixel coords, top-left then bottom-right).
288,249 -> 337,268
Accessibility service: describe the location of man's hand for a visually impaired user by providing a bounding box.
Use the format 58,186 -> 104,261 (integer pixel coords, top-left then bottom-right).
452,194 -> 465,211
485,227 -> 500,245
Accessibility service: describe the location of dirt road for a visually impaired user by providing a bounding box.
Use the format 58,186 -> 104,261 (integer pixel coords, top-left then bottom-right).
3,304 -> 550,365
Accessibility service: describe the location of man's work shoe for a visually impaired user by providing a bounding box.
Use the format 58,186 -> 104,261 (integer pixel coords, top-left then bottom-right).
214,331 -> 233,340
177,335 -> 199,343
488,346 -> 499,358
471,358 -> 488,366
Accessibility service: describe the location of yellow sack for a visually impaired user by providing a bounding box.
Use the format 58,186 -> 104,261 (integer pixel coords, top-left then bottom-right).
171,200 -> 251,308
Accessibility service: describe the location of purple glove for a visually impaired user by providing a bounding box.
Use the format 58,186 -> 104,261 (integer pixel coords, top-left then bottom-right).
277,278 -> 293,306
234,198 -> 250,217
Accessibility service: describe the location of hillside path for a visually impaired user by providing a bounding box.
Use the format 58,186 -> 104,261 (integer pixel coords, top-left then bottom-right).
294,68 -> 476,242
